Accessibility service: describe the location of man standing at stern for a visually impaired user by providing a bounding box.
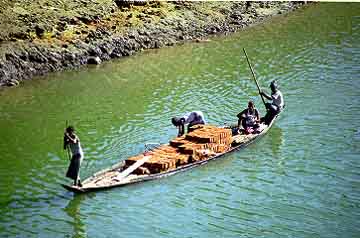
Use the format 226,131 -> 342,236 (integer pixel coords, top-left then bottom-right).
260,81 -> 284,124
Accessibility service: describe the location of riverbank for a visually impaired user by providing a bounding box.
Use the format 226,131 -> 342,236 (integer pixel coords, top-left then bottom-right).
0,1 -> 308,88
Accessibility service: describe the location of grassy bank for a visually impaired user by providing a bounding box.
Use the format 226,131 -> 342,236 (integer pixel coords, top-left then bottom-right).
0,1 -> 307,88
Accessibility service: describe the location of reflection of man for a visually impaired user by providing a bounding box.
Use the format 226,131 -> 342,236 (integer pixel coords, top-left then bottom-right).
260,81 -> 284,124
64,196 -> 87,238
171,111 -> 206,137
270,126 -> 283,159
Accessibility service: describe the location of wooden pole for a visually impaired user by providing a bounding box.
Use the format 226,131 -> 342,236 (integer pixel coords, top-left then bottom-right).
243,48 -> 267,108
65,120 -> 71,161
115,156 -> 152,181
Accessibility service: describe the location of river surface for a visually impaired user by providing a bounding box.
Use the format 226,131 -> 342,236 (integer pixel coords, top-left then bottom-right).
0,3 -> 359,238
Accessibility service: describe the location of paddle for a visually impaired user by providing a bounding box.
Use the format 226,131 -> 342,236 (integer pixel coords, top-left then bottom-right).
243,48 -> 267,108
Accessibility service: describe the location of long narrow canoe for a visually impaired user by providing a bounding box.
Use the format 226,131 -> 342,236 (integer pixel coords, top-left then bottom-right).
62,112 -> 282,193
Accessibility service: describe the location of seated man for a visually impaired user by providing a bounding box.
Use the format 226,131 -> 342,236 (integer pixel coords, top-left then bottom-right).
237,101 -> 260,134
172,111 -> 206,137
260,81 -> 284,125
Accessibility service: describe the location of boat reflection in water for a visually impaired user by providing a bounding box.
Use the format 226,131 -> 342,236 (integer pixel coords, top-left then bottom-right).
269,125 -> 284,159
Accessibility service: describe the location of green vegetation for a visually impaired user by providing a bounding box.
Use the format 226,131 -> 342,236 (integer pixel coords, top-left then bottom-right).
0,1 -> 296,48
0,0 -> 305,87
0,0 -> 176,45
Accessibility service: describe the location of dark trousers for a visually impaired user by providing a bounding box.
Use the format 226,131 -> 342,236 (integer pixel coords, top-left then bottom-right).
261,103 -> 280,125
66,153 -> 82,184
238,119 -> 259,130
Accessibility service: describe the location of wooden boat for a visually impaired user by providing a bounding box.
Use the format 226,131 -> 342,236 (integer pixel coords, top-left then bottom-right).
62,111 -> 282,193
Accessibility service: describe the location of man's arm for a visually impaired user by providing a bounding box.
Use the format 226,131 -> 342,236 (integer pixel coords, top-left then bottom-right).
260,91 -> 272,100
237,109 -> 247,119
178,124 -> 185,137
64,133 -> 78,144
255,109 -> 260,122
237,109 -> 247,128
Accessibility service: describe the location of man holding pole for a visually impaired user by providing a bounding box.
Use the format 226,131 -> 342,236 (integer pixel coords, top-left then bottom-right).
260,81 -> 284,124
243,48 -> 284,125
64,126 -> 84,187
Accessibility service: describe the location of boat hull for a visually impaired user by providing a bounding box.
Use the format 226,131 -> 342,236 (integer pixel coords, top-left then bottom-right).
63,113 -> 281,193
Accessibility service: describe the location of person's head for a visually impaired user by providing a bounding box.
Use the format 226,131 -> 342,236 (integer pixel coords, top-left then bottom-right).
248,100 -> 255,110
66,126 -> 75,134
270,81 -> 278,93
172,117 -> 184,127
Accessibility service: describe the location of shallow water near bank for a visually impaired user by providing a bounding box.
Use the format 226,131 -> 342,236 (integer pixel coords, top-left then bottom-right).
1,3 -> 360,238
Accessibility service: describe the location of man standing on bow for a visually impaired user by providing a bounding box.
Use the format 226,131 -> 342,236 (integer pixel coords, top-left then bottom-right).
64,126 -> 84,187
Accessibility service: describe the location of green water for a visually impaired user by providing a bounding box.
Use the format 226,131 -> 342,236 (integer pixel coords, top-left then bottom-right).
1,3 -> 360,238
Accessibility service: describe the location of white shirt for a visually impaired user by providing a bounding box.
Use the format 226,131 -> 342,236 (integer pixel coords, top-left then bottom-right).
182,111 -> 206,125
271,90 -> 284,109
244,108 -> 259,126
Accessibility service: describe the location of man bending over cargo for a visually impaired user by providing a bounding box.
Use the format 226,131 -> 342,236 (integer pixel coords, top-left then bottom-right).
172,111 -> 206,137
